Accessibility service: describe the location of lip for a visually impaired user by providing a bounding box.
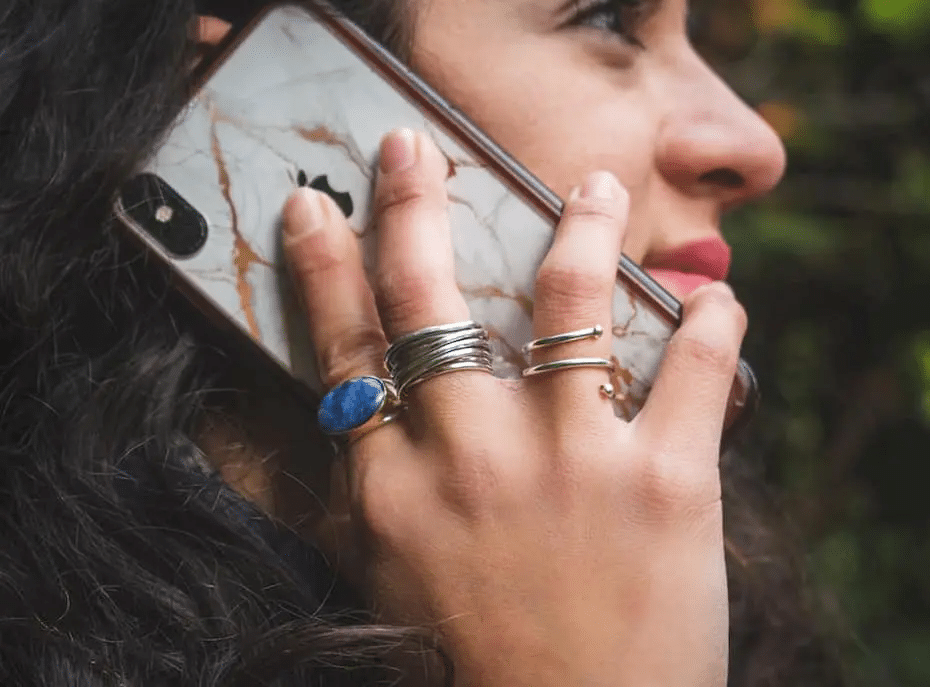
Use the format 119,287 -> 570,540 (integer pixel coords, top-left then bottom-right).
641,237 -> 732,299
644,237 -> 732,280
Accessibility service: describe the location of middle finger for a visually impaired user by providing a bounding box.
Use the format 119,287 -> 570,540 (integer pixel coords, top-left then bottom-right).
372,129 -> 497,419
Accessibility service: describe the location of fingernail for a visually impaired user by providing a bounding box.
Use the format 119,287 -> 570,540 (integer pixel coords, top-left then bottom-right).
379,128 -> 418,174
713,280 -> 736,298
283,188 -> 326,242
580,171 -> 619,200
695,280 -> 735,300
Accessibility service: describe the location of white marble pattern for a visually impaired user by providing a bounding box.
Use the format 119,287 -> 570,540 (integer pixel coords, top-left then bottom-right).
127,5 -> 707,421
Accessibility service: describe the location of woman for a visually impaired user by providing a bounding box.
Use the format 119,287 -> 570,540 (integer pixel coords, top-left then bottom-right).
0,1 -> 845,685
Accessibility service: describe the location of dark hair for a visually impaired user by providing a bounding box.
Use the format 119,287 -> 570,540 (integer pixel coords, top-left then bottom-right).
0,0 -> 845,685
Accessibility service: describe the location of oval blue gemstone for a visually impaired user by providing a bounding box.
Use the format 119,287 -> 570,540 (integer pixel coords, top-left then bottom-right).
318,377 -> 387,435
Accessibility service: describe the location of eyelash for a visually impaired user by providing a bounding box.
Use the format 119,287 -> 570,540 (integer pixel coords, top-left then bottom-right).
565,0 -> 649,49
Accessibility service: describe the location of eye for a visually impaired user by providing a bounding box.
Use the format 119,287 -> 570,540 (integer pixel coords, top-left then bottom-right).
564,0 -> 652,49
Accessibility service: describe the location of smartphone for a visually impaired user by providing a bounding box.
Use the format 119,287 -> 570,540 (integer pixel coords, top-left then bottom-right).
115,1 -> 758,437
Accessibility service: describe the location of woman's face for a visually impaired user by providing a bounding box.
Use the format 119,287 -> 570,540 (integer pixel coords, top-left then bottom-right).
409,0 -> 787,299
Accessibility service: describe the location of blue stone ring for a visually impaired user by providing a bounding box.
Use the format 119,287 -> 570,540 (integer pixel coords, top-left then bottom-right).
317,376 -> 404,443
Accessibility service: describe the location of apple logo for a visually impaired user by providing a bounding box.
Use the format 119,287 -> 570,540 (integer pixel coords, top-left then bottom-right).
297,170 -> 354,219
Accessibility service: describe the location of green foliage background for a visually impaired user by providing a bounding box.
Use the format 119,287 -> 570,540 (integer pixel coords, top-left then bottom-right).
695,0 -> 930,684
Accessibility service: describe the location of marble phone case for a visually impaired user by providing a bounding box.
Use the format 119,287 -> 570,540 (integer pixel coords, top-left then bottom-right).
116,2 -> 757,430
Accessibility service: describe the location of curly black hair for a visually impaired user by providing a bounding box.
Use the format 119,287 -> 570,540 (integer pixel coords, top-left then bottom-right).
0,1 -> 846,685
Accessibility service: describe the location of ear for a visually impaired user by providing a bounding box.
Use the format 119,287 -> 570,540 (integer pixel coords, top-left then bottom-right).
195,15 -> 233,47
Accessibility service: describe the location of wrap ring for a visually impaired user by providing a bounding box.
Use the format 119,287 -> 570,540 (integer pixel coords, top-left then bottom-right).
521,323 -> 619,400
521,324 -> 604,355
318,376 -> 404,444
521,357 -> 619,400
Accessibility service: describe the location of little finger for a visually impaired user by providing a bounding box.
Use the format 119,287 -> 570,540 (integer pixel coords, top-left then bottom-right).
633,282 -> 748,462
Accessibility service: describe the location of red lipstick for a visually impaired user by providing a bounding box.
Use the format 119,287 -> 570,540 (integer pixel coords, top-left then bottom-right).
643,237 -> 732,299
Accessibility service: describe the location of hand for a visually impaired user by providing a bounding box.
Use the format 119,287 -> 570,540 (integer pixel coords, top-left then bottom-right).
191,15 -> 232,70
282,129 -> 746,687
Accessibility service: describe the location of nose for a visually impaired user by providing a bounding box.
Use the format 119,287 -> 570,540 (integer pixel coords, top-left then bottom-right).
655,56 -> 787,209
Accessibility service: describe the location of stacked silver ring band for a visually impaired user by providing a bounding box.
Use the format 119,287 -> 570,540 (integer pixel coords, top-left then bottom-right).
520,324 -> 619,400
385,320 -> 494,399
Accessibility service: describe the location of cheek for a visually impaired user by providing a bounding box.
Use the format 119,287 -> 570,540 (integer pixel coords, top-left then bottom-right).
414,40 -> 656,198
515,93 -> 657,205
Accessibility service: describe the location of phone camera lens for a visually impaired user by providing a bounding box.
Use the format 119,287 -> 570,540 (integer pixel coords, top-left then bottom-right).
119,173 -> 208,258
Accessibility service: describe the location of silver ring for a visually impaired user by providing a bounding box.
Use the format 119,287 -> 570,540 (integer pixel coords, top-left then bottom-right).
521,357 -> 615,377
386,320 -> 484,353
385,320 -> 494,399
396,345 -> 492,384
522,325 -> 604,356
521,357 -> 620,400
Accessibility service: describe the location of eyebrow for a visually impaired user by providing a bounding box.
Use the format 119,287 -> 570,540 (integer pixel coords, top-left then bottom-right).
554,0 -> 664,24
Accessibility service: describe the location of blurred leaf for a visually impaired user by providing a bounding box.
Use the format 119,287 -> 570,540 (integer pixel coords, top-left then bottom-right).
711,1 -> 929,683
912,335 -> 930,423
885,630 -> 930,684
860,0 -> 930,40
757,100 -> 804,141
727,208 -> 844,269
810,529 -> 861,597
777,323 -> 829,397
793,6 -> 848,47
897,152 -> 930,214
757,0 -> 849,46
753,0 -> 798,31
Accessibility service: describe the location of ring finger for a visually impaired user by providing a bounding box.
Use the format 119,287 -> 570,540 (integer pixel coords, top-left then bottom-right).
528,171 -> 630,418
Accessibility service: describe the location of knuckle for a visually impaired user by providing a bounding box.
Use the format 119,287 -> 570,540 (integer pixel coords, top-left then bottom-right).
374,269 -> 446,331
669,326 -> 741,376
376,266 -> 441,302
355,467 -> 413,549
316,324 -> 388,388
375,175 -> 432,216
435,426 -> 539,521
535,263 -> 609,311
438,448 -> 507,520
562,196 -> 626,226
628,456 -> 721,522
669,285 -> 747,373
283,204 -> 347,278
286,228 -> 346,278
